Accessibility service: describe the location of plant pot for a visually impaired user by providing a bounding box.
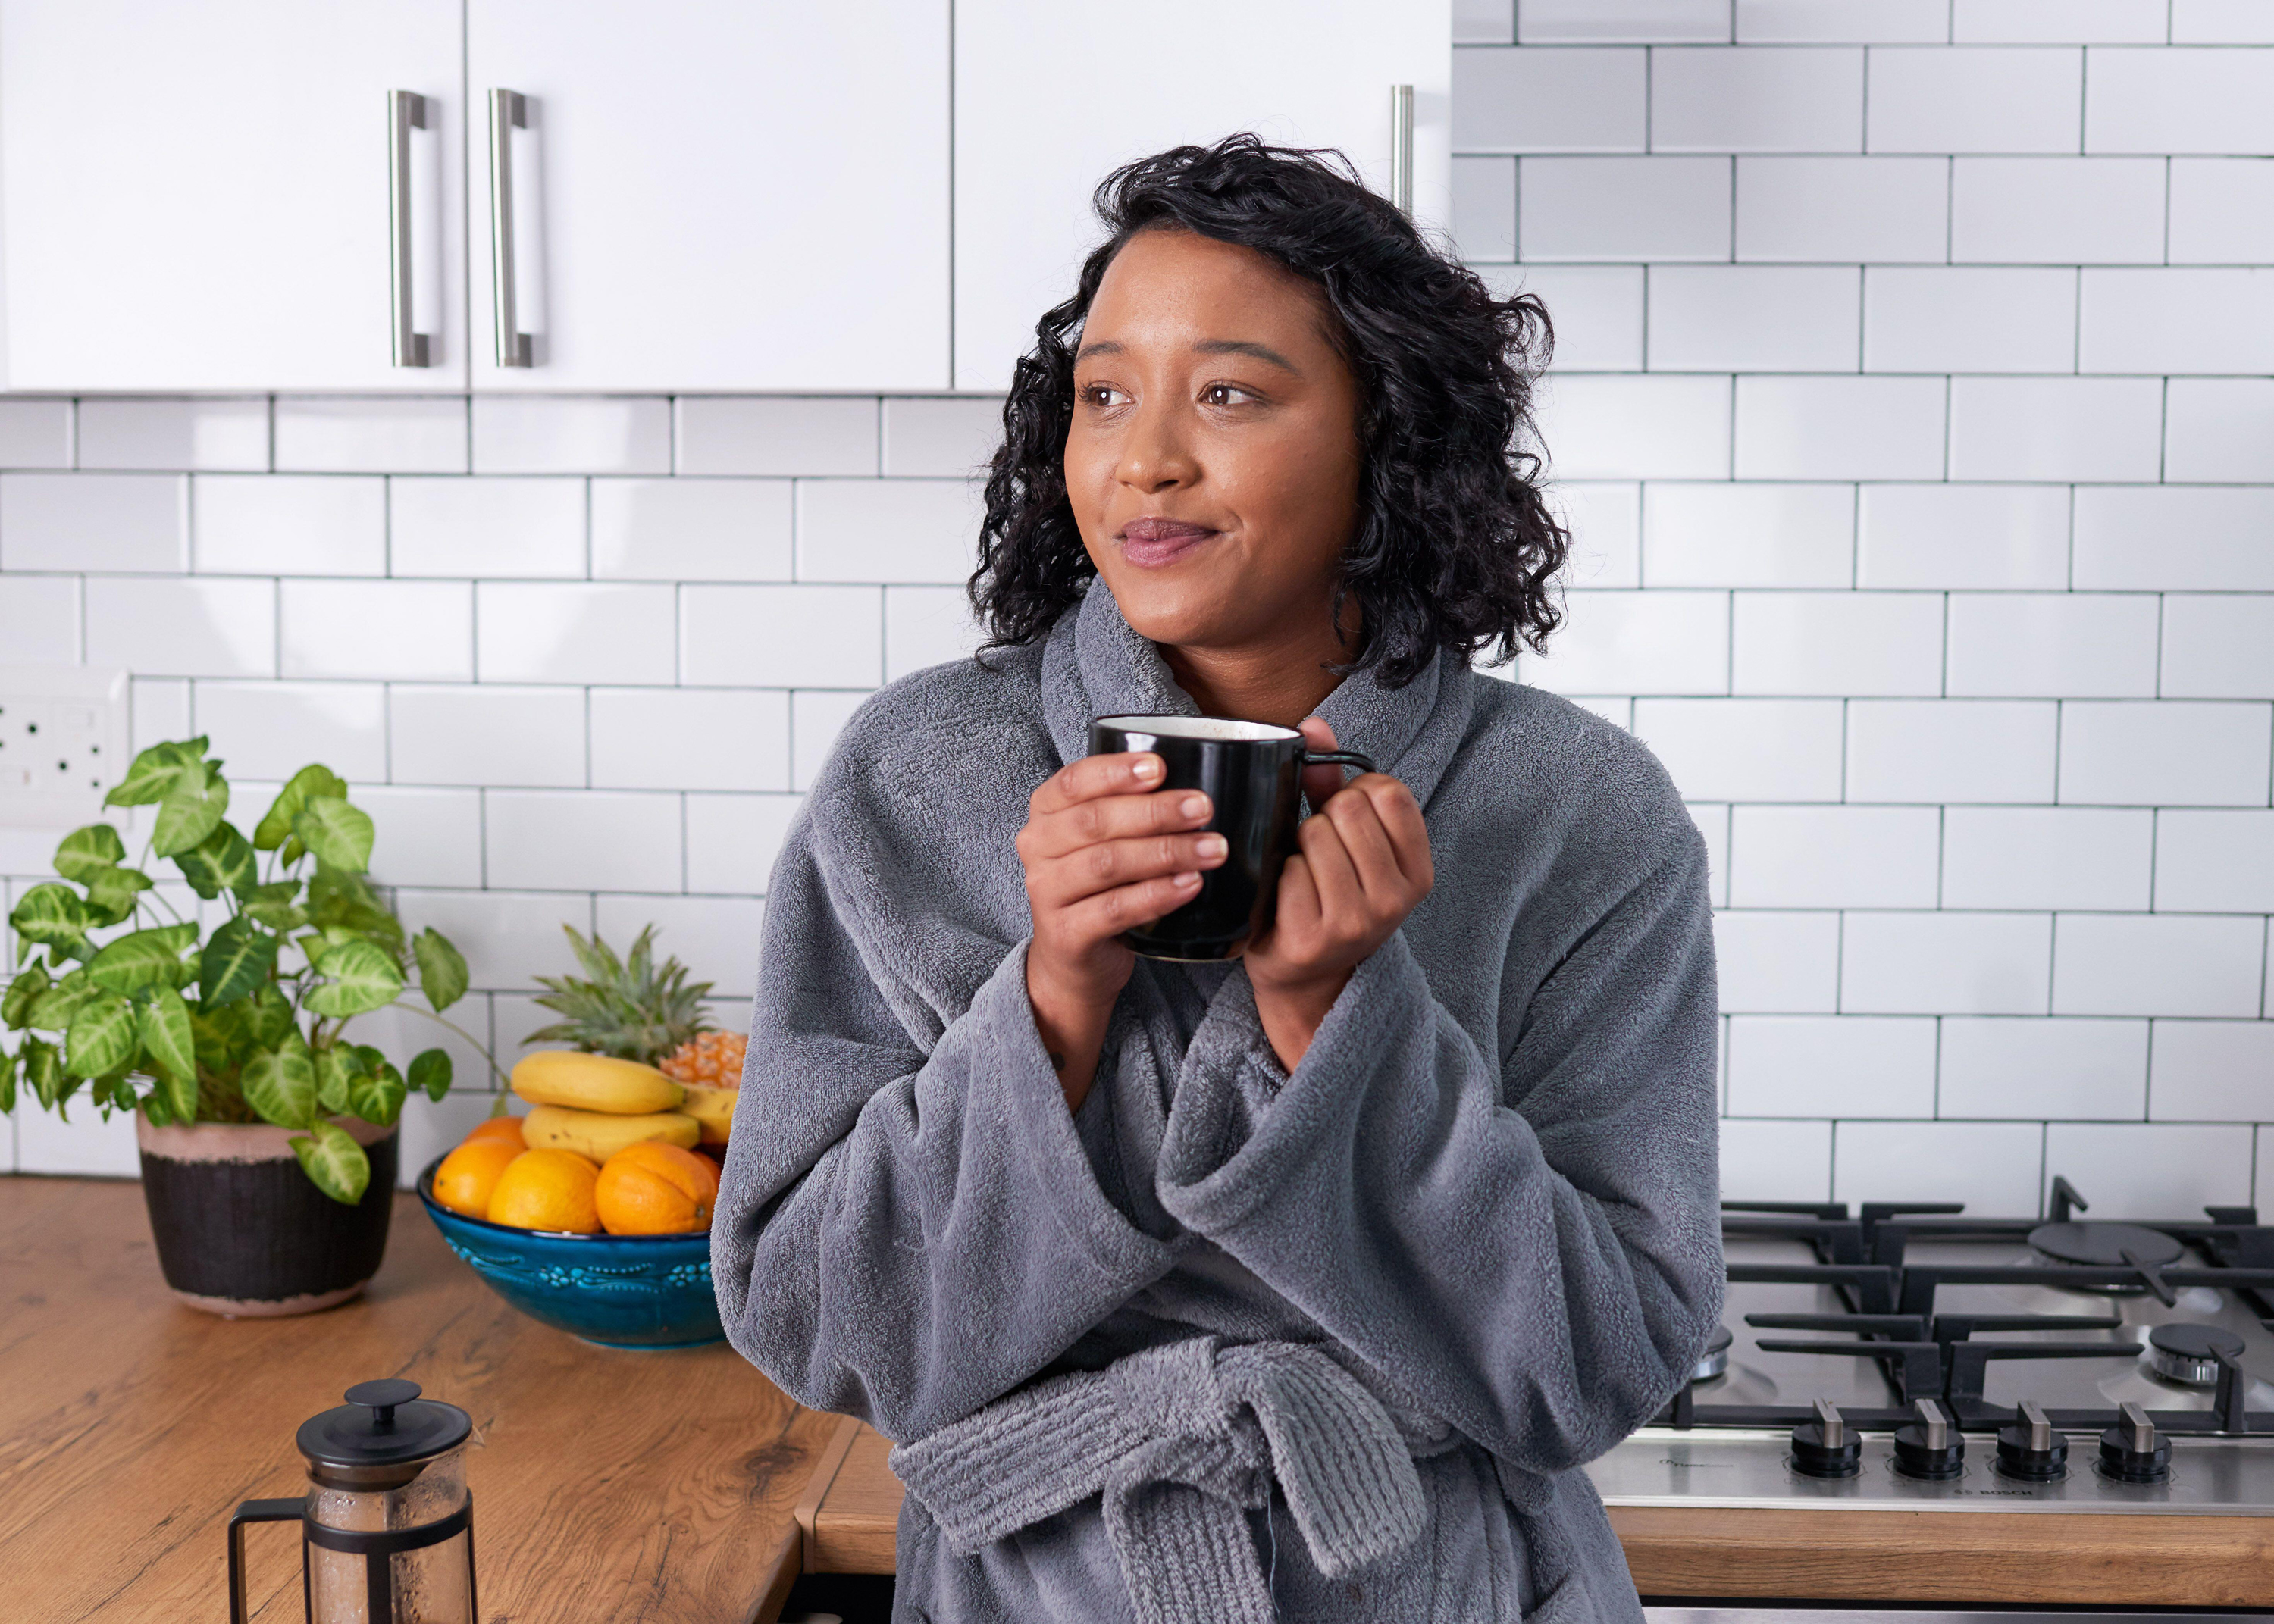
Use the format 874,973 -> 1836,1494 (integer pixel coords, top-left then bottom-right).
134,1112 -> 398,1317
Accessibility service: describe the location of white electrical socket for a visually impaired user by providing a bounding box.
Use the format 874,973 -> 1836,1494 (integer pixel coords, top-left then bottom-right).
0,665 -> 131,828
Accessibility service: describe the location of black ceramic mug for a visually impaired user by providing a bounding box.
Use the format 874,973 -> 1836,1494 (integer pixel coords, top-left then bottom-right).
1088,714 -> 1375,962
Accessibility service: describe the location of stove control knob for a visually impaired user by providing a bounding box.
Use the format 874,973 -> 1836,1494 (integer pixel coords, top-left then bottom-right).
1893,1398 -> 1965,1480
1791,1398 -> 1862,1479
1994,1399 -> 2068,1482
2098,1401 -> 2171,1484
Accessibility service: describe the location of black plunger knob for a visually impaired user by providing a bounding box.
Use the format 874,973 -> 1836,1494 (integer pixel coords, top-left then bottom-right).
346,1378 -> 422,1429
1791,1398 -> 1862,1478
1893,1398 -> 1965,1480
2098,1402 -> 2172,1484
1995,1399 -> 2068,1480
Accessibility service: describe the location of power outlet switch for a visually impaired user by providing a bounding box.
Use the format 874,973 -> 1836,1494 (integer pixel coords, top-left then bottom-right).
0,665 -> 131,828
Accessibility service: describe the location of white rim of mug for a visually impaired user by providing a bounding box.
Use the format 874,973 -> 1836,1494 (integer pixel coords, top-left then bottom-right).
1092,714 -> 1303,744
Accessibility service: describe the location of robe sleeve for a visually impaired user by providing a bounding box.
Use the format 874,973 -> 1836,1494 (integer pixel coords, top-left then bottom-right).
1152,821 -> 1724,1478
710,812 -> 1179,1443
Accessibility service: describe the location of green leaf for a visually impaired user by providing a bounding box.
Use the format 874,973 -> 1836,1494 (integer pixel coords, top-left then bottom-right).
293,798 -> 374,875
104,738 -> 205,809
314,1043 -> 363,1115
3,962 -> 49,1030
10,882 -> 90,951
198,915 -> 280,1011
52,823 -> 127,883
26,969 -> 97,1034
290,1120 -> 371,1206
253,765 -> 349,852
138,987 -> 196,1090
277,835 -> 307,868
0,1045 -> 15,1114
86,925 -> 200,997
412,928 -> 469,1014
64,993 -> 137,1079
242,880 -> 308,932
348,1061 -> 406,1128
150,759 -> 229,859
409,1047 -> 453,1103
242,1032 -> 317,1129
173,820 -> 258,901
21,1037 -> 67,1109
305,938 -> 404,1019
81,865 -> 153,928
305,868 -> 401,950
246,984 -> 296,1050
190,1002 -> 246,1073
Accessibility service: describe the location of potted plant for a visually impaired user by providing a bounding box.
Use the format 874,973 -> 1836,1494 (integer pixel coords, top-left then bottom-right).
0,737 -> 498,1316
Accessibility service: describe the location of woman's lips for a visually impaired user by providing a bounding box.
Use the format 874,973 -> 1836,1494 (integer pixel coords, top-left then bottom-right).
1119,517 -> 1219,568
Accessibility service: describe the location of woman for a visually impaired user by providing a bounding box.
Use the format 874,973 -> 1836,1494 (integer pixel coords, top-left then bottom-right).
714,136 -> 1724,1622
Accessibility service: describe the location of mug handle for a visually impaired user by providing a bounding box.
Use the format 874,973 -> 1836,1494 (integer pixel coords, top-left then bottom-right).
1298,747 -> 1374,776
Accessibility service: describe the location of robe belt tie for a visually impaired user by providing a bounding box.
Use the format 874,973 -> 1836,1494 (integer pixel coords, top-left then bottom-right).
890,1335 -> 1459,1624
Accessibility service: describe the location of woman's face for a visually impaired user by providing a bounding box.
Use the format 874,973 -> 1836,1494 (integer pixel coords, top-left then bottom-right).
1065,227 -> 1364,656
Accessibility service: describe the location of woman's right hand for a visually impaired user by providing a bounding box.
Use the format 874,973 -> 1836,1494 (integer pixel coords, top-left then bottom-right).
1016,751 -> 1225,1106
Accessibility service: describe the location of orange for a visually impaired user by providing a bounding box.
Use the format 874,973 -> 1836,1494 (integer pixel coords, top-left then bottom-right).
433,1137 -> 522,1219
464,1114 -> 527,1150
594,1141 -> 719,1236
486,1148 -> 602,1234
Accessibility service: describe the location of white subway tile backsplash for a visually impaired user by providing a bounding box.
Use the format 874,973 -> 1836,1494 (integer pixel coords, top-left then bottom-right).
0,472 -> 186,573
193,681 -> 385,783
594,893 -> 766,1000
686,793 -> 803,896
1643,482 -> 1853,587
1458,0 -> 1516,45
1452,47 -> 1649,152
1842,911 -> 2053,1013
2054,913 -> 2269,1016
1953,0 -> 2166,42
1726,1014 -> 1938,1117
2081,270 -> 2274,375
193,474 -> 384,576
129,677 -> 191,755
14,1103 -> 139,1178
2059,702 -> 2274,806
1735,1 -> 1950,44
1634,698 -> 1847,801
395,889 -> 592,989
1729,804 -> 1942,906
2163,596 -> 2274,699
1734,376 -> 1947,480
1452,157 -> 1519,261
1940,1016 -> 2148,1118
1733,591 -> 1944,696
590,477 -> 792,584
86,577 -> 274,677
1719,1118 -> 1834,1203
283,580 -> 471,682
2084,48 -> 2274,155
475,582 -> 674,685
1943,806 -> 2155,909
881,397 -> 1004,480
1950,158 -> 2166,264
1862,268 -> 2078,374
793,690 -> 872,792
485,790 -> 681,893
77,398 -> 267,471
0,399 -> 73,469
885,584 -> 986,681
2150,1020 -> 2274,1120
796,479 -> 977,585
1651,46 -> 1865,152
1692,801 -> 1731,905
2172,0 -> 2274,42
1515,158 -> 1732,261
1946,593 -> 2159,698
356,787 -> 484,890
2156,811 -> 2274,913
1947,377 -> 2165,482
1482,266 -> 1646,371
390,477 -> 586,579
675,396 -> 879,477
1546,481 -> 1643,588
1834,1121 -> 2046,1213
2043,1122 -> 2255,1213
682,584 -> 882,689
471,396 -> 670,475
2169,160 -> 2274,264
1521,589 -> 1729,694
2165,380 -> 2274,483
0,576 -> 79,663
1518,0 -> 1728,41
389,685 -> 586,790
2072,486 -> 2274,590
1714,909 -> 1843,1012
1532,374 -> 1733,479
273,397 -> 468,474
1867,46 -> 2084,153
1734,156 -> 1949,263
590,687 -> 789,793
1649,267 -> 1861,372
1856,484 -> 2069,590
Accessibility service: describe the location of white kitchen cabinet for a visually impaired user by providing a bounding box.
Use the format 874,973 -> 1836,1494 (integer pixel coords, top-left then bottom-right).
0,0 -> 466,391
466,1 -> 951,393
952,0 -> 1452,391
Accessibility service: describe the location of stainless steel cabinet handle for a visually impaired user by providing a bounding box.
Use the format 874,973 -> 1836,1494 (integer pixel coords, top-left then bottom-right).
488,88 -> 533,368
1389,84 -> 1414,216
387,89 -> 430,368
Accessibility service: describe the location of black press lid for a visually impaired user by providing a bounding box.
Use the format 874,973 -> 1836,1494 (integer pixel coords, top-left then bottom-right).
296,1379 -> 471,1470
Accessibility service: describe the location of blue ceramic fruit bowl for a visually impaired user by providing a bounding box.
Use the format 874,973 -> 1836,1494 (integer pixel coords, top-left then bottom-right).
416,1156 -> 724,1350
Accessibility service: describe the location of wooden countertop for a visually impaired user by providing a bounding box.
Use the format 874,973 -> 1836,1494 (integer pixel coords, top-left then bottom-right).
0,1175 -> 829,1624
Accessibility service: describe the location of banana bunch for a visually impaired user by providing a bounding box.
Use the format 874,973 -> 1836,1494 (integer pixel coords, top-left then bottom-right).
510,1052 -> 700,1161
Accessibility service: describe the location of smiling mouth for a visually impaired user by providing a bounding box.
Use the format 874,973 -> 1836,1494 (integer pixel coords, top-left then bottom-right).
1119,518 -> 1220,568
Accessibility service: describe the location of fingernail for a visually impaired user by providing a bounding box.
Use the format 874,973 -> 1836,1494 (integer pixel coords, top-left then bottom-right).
1181,794 -> 1209,818
1132,755 -> 1163,781
1197,834 -> 1228,860
1173,871 -> 1201,887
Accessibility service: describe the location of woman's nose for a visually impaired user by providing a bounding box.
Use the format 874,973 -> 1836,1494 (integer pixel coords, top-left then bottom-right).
1117,402 -> 1200,492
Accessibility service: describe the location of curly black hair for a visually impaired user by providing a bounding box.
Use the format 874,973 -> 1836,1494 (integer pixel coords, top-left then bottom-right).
968,133 -> 1568,689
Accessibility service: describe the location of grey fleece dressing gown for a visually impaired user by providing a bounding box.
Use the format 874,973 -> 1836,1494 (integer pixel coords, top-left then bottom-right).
712,577 -> 1724,1622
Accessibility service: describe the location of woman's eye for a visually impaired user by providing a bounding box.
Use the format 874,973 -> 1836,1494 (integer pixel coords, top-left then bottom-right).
1082,384 -> 1128,408
1201,383 -> 1257,407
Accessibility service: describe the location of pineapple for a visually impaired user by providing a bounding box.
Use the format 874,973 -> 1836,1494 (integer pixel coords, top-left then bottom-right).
659,1028 -> 745,1086
525,925 -> 713,1065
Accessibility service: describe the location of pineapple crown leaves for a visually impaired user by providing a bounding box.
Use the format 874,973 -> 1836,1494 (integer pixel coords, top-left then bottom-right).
525,924 -> 715,1065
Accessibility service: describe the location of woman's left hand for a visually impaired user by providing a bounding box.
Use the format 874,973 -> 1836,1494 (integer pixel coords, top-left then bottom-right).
1241,716 -> 1433,1071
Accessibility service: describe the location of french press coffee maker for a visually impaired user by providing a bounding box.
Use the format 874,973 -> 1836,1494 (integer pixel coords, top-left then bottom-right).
227,1378 -> 478,1624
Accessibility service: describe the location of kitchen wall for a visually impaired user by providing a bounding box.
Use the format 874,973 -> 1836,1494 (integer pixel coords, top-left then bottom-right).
5,0 -> 2272,1216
